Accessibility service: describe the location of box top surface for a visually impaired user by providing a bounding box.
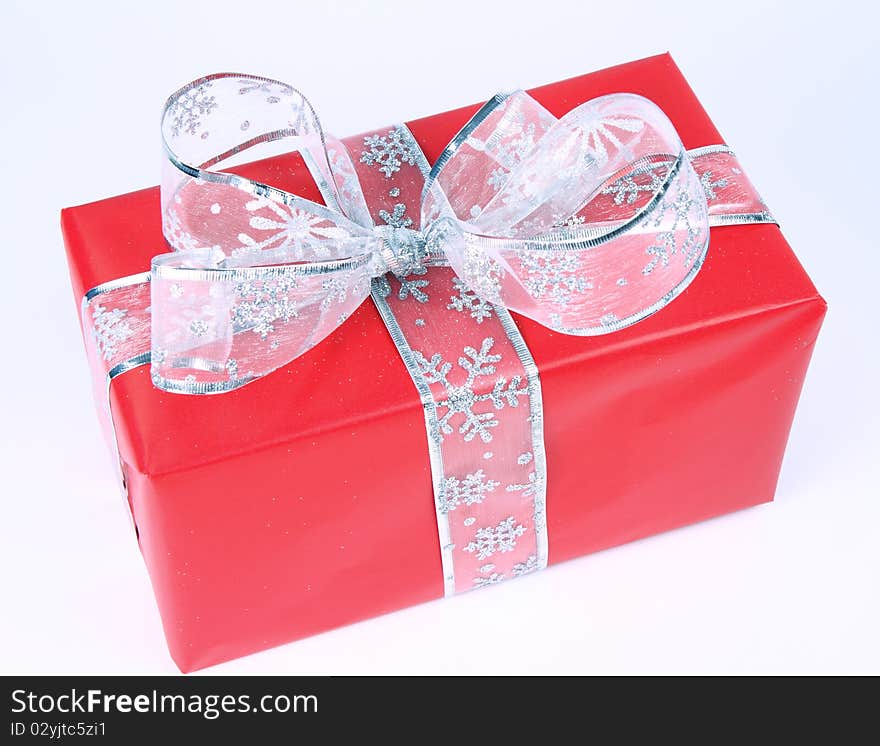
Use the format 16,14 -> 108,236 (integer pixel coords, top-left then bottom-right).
62,54 -> 823,476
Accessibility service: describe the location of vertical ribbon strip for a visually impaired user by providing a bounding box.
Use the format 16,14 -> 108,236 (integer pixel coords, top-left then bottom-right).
342,126 -> 548,594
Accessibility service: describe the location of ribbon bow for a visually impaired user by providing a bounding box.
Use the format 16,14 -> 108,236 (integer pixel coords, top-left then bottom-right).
150,73 -> 717,393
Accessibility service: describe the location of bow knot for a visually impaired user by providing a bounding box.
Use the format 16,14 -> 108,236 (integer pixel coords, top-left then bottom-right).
373,224 -> 429,277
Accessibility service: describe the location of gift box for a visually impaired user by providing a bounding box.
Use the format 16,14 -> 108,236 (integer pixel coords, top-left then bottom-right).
61,53 -> 825,672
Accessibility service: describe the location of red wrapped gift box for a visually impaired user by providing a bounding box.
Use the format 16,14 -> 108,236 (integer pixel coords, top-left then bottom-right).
61,53 -> 825,672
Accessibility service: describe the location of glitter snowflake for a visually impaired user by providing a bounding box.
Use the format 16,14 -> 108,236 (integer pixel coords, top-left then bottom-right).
167,82 -> 217,138
396,269 -> 429,303
552,214 -> 586,229
461,241 -> 504,303
517,250 -> 590,305
700,170 -> 729,200
447,277 -> 493,323
473,573 -> 506,588
189,319 -> 209,337
487,167 -> 508,191
374,271 -> 427,303
236,198 -> 348,260
320,277 -> 349,311
642,185 -> 703,274
506,470 -> 540,499
463,517 -> 526,560
601,164 -> 667,205
415,337 -> 529,443
360,127 -> 421,178
378,202 -> 413,230
642,231 -> 677,275
92,304 -> 134,361
512,555 -> 539,577
672,189 -> 703,264
232,275 -> 299,340
437,469 -> 500,514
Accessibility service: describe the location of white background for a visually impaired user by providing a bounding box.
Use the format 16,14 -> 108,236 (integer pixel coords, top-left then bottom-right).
1,0 -> 878,675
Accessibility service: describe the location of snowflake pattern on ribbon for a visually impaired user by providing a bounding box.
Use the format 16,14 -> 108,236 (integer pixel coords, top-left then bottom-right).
487,167 -> 508,191
166,81 -> 217,139
437,469 -> 501,514
517,251 -> 591,305
448,277 -> 493,323
378,202 -> 413,230
511,555 -> 538,576
506,470 -> 539,499
415,337 -> 529,443
700,170 -> 729,200
642,185 -> 703,275
320,277 -> 351,311
235,77 -> 293,103
92,305 -> 134,361
360,127 -> 421,178
601,164 -> 668,205
396,269 -> 430,303
473,572 -> 506,587
461,241 -> 505,304
232,276 -> 299,340
463,516 -> 527,560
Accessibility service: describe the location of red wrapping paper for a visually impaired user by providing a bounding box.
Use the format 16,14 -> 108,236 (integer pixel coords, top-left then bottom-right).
61,54 -> 826,671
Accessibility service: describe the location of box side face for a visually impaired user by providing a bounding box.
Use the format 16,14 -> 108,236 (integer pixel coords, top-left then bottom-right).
130,401 -> 441,672
543,297 -> 826,562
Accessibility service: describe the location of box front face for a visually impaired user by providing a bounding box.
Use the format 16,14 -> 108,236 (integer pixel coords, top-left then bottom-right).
62,54 -> 825,670
135,293 -> 823,672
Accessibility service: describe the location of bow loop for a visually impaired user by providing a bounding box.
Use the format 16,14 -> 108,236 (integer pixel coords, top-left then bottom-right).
423,91 -> 710,334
